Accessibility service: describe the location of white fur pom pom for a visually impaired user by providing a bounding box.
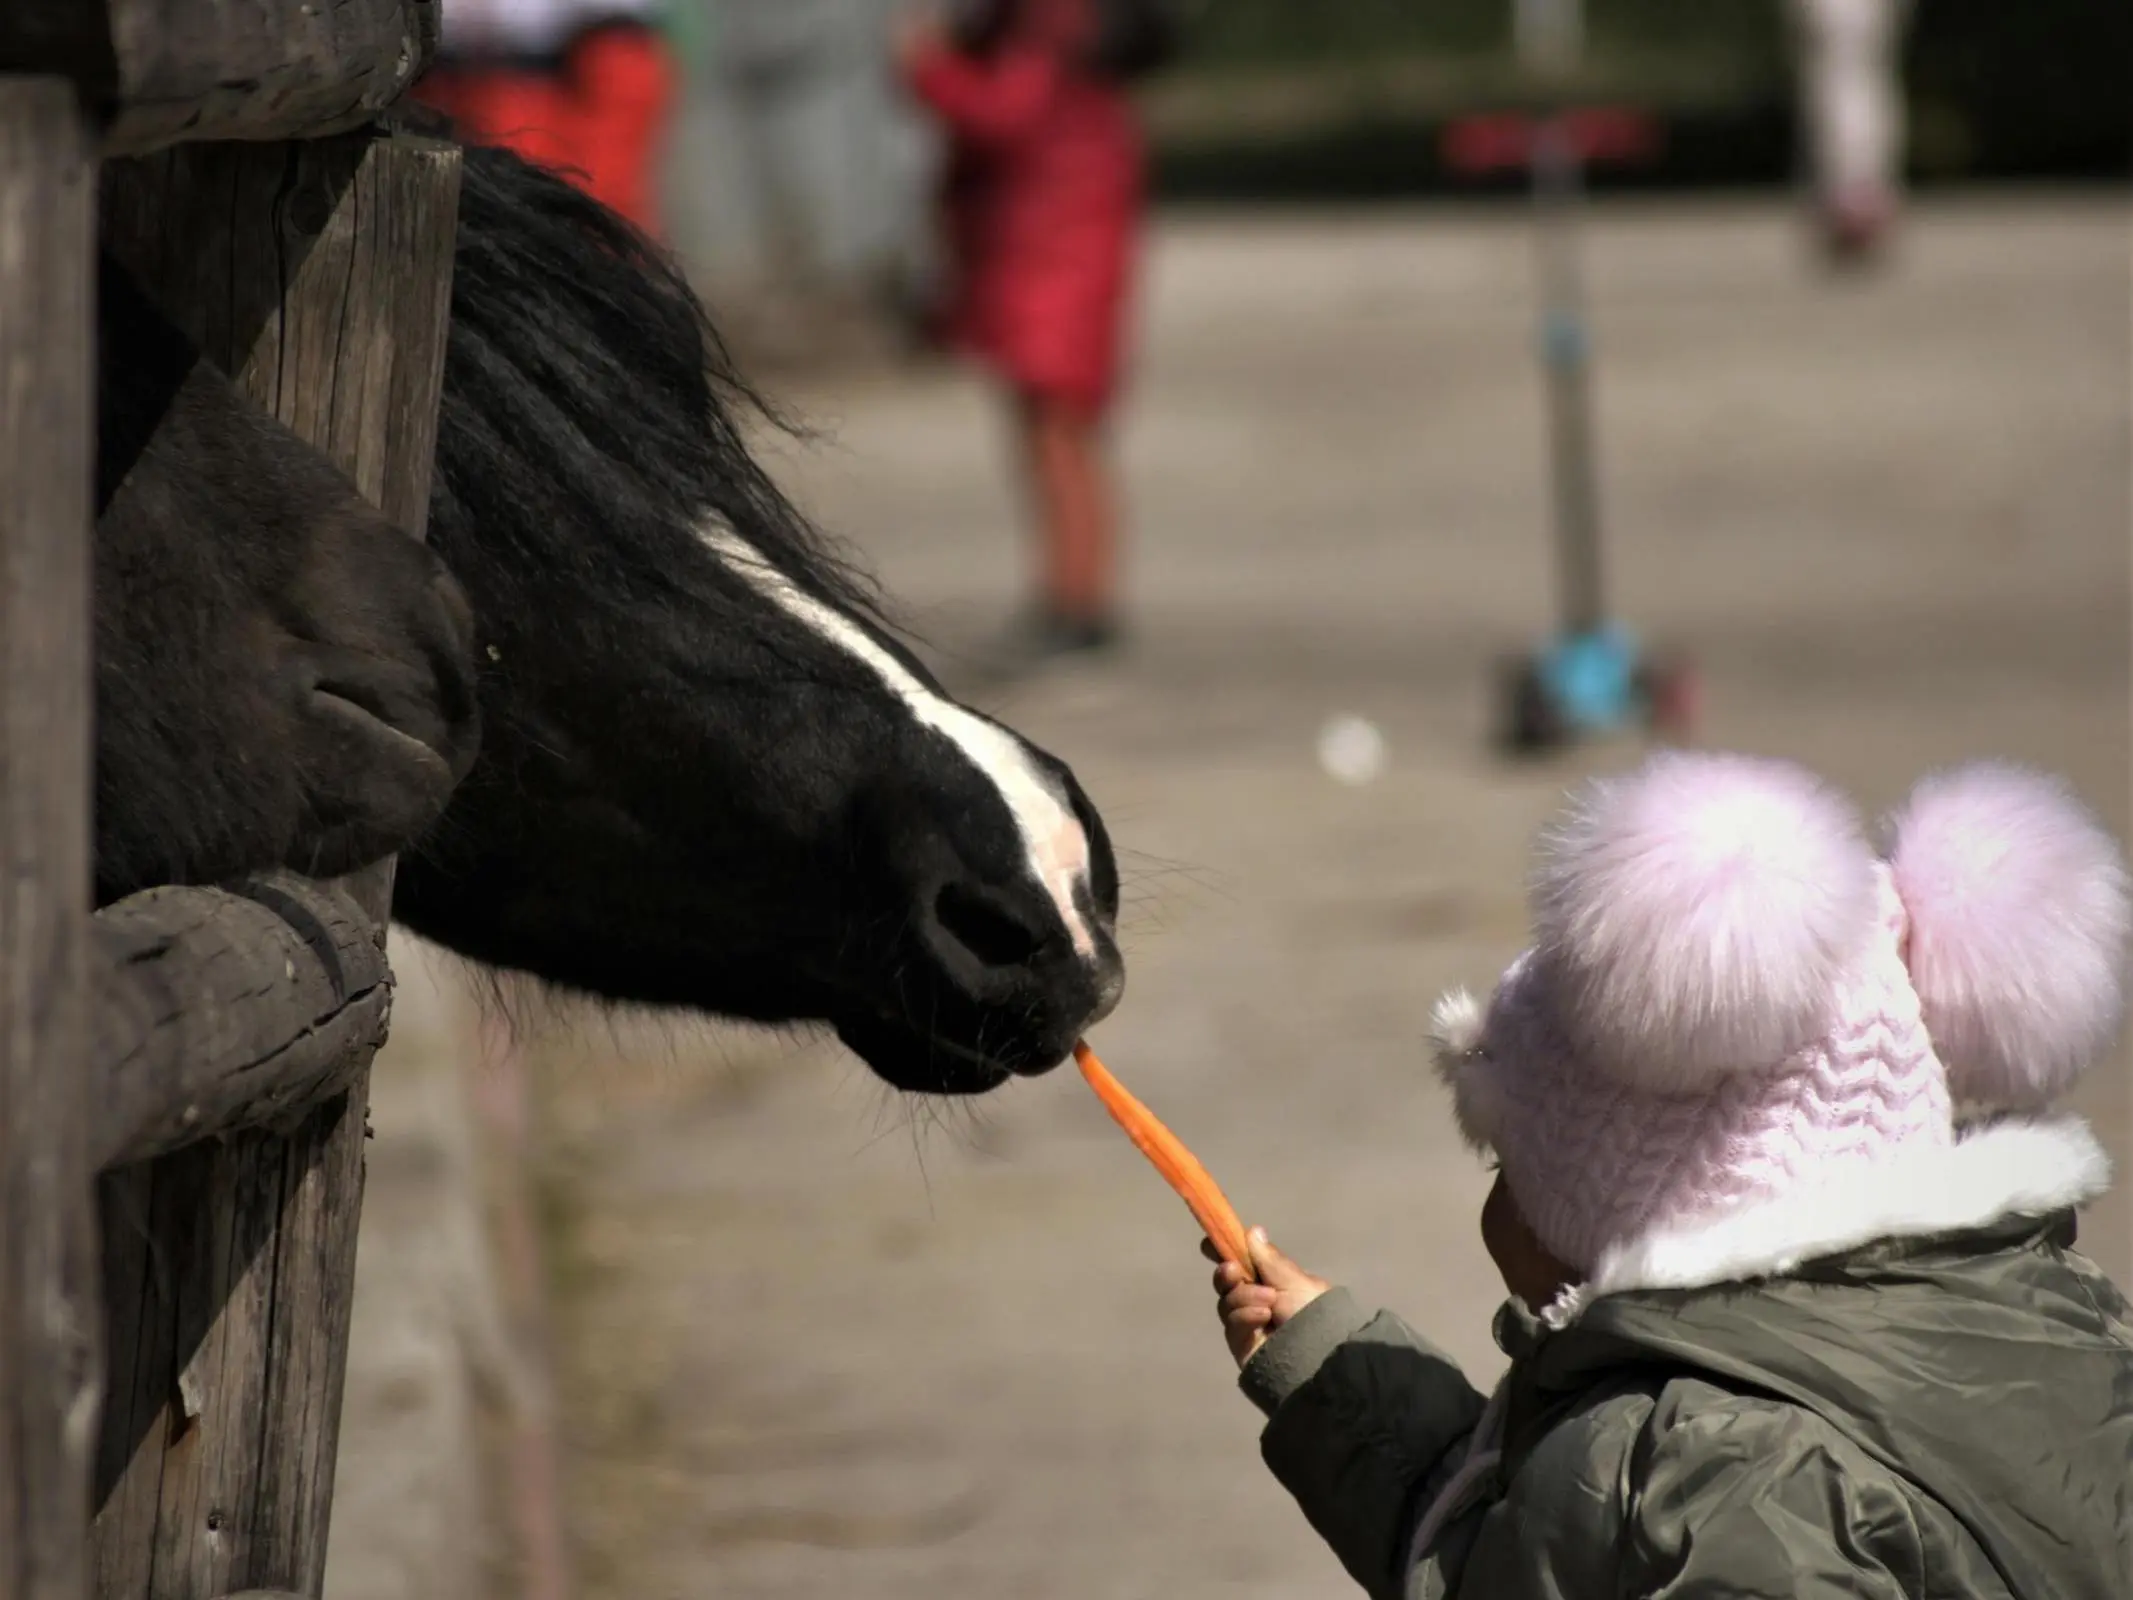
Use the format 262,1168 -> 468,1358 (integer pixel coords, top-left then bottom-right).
1530,751 -> 1878,1092
1430,986 -> 1486,1061
1429,987 -> 1497,1152
1886,763 -> 2130,1110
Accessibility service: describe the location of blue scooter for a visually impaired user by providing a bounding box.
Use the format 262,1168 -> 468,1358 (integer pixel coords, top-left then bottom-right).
1487,0 -> 1697,753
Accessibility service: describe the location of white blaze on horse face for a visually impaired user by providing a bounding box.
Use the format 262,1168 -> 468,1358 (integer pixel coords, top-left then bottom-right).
700,524 -> 1099,961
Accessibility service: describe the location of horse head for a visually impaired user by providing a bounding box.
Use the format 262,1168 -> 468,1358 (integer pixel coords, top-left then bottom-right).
92,253 -> 482,910
392,143 -> 1124,1093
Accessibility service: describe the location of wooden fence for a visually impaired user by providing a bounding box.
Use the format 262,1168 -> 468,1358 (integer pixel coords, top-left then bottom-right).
1,3 -> 458,1594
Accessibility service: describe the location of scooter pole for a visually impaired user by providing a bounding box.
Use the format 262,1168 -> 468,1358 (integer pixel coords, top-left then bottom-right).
1532,114 -> 1607,635
1520,0 -> 1606,637
1493,0 -> 1700,751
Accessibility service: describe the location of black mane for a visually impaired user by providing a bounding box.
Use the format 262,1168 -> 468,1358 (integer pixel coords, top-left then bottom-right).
433,141 -> 890,648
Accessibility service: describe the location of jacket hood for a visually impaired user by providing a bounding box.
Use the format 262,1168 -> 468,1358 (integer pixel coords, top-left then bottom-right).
1499,1132 -> 2133,1600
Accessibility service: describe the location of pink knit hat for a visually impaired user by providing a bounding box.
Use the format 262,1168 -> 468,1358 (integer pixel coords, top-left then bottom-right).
1434,751 -> 2129,1284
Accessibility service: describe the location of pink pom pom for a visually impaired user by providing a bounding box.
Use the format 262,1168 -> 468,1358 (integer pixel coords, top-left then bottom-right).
1886,763 -> 2130,1110
1530,751 -> 1878,1092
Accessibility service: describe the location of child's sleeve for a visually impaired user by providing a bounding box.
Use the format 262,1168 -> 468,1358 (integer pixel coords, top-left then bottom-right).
902,41 -> 1061,145
1241,1289 -> 1488,1600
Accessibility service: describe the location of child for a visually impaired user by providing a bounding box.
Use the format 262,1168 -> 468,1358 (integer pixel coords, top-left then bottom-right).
896,0 -> 1174,666
1211,750 -> 2133,1599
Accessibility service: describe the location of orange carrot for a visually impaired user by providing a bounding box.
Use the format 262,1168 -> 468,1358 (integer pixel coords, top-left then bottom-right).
1074,1040 -> 1256,1282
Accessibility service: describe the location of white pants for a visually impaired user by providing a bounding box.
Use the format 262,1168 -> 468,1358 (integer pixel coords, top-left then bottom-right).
1789,0 -> 1911,205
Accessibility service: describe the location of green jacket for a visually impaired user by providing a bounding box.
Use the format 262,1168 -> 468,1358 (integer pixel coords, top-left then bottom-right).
1244,1162 -> 2133,1598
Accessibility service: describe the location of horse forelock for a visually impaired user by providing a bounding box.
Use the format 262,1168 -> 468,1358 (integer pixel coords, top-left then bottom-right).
442,140 -> 891,651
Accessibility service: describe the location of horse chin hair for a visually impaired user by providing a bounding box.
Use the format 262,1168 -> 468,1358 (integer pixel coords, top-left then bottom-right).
401,941 -> 1016,1109
832,1012 -> 1019,1097
417,940 -> 848,1076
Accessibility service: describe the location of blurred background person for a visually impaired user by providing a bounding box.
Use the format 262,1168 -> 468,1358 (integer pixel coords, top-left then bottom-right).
895,0 -> 1180,670
419,0 -> 680,237
1787,0 -> 1913,264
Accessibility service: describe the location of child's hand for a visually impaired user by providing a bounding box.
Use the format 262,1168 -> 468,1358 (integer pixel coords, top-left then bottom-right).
1205,1227 -> 1330,1368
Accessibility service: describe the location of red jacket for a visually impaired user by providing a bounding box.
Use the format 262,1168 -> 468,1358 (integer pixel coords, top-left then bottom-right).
418,17 -> 674,237
905,25 -> 1147,413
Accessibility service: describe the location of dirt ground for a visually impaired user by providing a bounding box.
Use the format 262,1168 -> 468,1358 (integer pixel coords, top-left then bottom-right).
339,194 -> 2131,1599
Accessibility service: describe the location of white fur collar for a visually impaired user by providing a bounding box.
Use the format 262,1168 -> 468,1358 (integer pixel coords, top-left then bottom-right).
1543,1117 -> 2111,1327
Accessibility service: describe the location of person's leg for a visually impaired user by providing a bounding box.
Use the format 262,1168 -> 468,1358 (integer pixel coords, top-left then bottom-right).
1016,389 -> 1119,639
1792,0 -> 1907,259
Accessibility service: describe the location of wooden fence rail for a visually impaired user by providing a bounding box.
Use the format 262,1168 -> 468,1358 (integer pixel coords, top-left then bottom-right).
1,3 -> 458,1595
90,876 -> 390,1175
0,0 -> 434,155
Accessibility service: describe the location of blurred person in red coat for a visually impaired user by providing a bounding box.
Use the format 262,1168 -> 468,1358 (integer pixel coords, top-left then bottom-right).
418,0 -> 677,238
898,0 -> 1177,667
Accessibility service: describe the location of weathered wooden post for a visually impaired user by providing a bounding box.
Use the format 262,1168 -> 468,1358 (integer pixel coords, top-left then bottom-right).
92,124 -> 461,1600
0,71 -> 100,1600
3,3 -> 464,1595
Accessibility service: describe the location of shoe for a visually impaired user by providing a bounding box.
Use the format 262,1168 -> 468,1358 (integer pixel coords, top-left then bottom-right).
980,605 -> 1123,678
1817,188 -> 1896,270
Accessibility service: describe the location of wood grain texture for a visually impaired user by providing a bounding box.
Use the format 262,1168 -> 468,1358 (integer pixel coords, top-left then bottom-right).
0,77 -> 100,1600
90,875 -> 393,1174
90,129 -> 463,1600
0,0 -> 439,154
101,128 -> 462,538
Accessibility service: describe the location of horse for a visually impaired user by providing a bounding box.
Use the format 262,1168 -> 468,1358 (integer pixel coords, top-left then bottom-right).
92,247 -> 484,904
93,139 -> 1125,1096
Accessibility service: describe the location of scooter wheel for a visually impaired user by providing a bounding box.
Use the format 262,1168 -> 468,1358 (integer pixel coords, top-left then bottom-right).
1498,655 -> 1571,756
1637,654 -> 1702,743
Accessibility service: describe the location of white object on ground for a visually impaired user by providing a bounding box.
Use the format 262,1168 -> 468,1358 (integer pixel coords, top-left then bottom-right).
1318,714 -> 1388,787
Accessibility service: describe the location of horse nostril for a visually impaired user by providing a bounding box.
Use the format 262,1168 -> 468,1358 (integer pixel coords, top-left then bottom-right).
932,881 -> 1045,969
